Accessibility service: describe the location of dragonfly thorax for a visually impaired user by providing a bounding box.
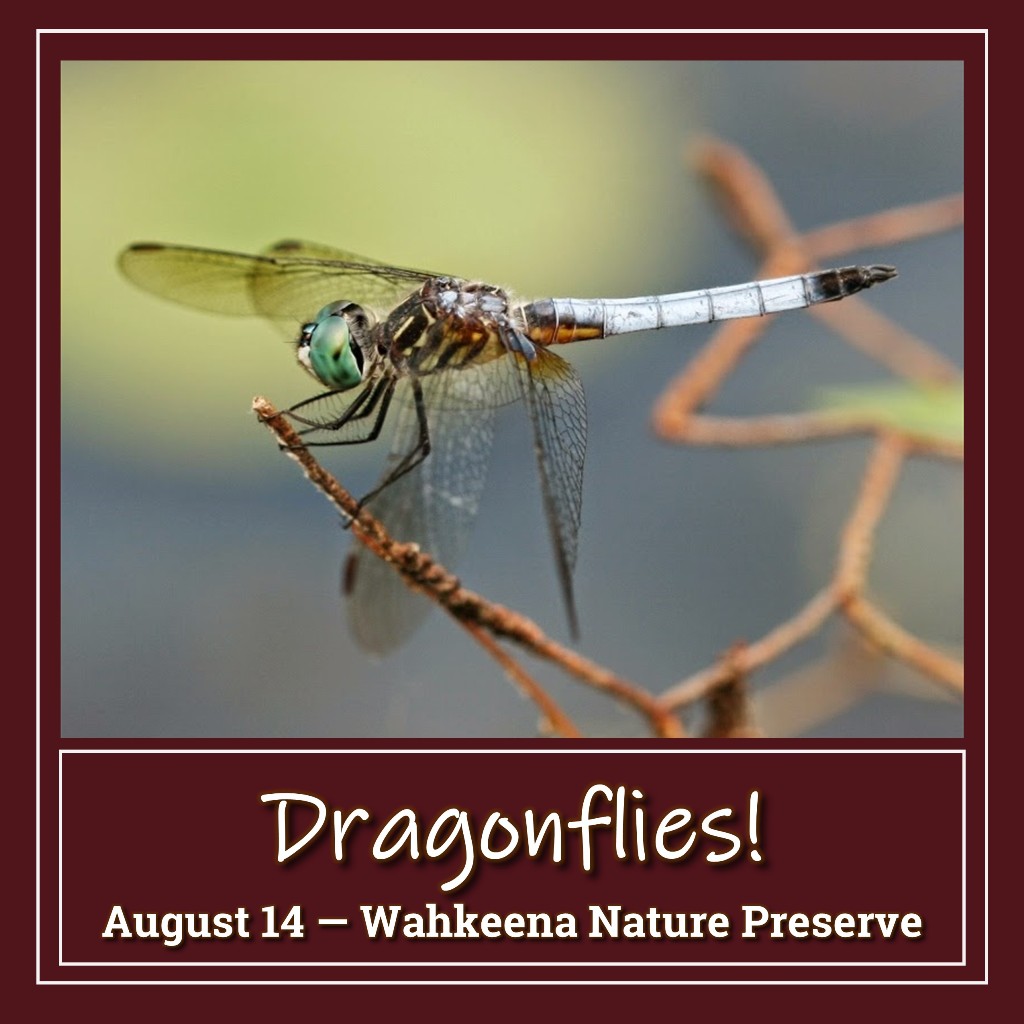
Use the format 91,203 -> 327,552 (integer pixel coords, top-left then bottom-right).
428,277 -> 511,323
296,300 -> 375,390
378,276 -> 518,373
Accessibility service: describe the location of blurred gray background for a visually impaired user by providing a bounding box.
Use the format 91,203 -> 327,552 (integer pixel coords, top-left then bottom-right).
61,60 -> 964,737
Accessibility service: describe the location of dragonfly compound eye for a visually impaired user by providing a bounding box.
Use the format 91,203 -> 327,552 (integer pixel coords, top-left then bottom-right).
301,305 -> 366,390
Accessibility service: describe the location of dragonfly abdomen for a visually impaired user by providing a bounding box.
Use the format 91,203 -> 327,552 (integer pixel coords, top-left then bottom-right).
520,264 -> 897,345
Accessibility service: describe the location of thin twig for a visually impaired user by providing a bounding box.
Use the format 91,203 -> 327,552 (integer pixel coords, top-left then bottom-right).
833,436 -> 964,695
843,598 -> 965,695
657,410 -> 964,459
459,621 -> 582,738
810,300 -> 961,385
663,432 -> 962,710
801,194 -> 965,260
663,588 -> 838,710
253,396 -> 686,738
834,435 -> 907,599
689,137 -> 801,251
650,139 -> 965,711
657,411 -> 880,447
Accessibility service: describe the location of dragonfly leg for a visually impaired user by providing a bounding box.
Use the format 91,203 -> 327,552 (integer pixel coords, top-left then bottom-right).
285,389 -> 338,418
353,378 -> 432,513
279,380 -> 392,453
297,379 -> 396,449
286,380 -> 379,430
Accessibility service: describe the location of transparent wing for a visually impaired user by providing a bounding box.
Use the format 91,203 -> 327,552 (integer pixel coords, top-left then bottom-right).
261,240 -> 443,316
118,239 -> 441,335
345,363 -> 507,654
509,340 -> 587,638
344,340 -> 587,653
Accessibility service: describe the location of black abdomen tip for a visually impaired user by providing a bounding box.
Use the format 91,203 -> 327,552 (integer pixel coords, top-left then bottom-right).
863,264 -> 898,285
812,264 -> 899,302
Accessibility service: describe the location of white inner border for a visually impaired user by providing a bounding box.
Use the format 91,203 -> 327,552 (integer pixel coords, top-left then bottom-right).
52,748 -> 969,981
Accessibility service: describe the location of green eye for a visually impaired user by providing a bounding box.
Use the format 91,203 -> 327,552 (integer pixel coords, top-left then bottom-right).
301,307 -> 365,389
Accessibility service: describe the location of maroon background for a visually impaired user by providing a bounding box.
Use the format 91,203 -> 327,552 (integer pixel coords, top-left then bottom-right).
52,750 -> 964,978
29,24 -> 992,1011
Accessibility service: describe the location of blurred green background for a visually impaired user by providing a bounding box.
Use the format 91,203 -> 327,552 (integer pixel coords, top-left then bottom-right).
61,60 -> 964,737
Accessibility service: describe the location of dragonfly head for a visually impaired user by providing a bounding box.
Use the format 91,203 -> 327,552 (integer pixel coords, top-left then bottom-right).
296,301 -> 371,390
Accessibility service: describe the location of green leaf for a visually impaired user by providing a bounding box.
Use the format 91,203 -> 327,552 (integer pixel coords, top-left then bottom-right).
814,381 -> 964,441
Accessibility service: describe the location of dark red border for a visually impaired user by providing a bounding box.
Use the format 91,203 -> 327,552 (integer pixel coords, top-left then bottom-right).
33,28 -> 989,1011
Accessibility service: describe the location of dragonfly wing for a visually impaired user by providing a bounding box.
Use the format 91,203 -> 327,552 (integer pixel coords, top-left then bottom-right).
345,366 -> 502,654
118,241 -> 441,336
118,244 -> 282,316
509,340 -> 587,638
256,240 -> 443,320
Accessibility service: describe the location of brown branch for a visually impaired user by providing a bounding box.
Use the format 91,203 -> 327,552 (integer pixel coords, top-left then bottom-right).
801,194 -> 965,260
252,396 -> 686,738
663,588 -> 838,711
843,598 -> 965,696
459,622 -> 582,738
657,411 -> 879,447
663,433 -> 963,711
833,435 -> 964,695
681,137 -> 963,405
656,407 -> 964,457
904,433 -> 965,462
835,435 -> 907,598
651,139 -> 965,717
810,300 -> 960,385
469,613 -> 686,738
692,138 -> 965,268
689,137 -> 801,251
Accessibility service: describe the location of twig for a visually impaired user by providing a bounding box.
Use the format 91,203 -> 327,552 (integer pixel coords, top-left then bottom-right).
689,137 -> 802,251
665,435 -> 963,710
800,194 -> 965,260
657,410 -> 882,447
253,396 -> 686,738
833,436 -> 964,695
650,138 -> 965,712
686,136 -> 962,388
810,300 -> 960,385
663,588 -> 838,711
843,598 -> 964,695
459,622 -> 582,738
834,435 -> 907,599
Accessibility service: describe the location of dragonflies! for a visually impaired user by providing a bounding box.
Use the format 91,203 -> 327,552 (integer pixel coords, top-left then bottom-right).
118,240 -> 896,653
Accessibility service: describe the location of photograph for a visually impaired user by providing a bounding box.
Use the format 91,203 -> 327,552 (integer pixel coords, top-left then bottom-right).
60,57 -> 965,738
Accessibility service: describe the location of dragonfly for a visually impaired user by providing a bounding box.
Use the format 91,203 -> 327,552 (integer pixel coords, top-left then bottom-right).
118,240 -> 896,654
